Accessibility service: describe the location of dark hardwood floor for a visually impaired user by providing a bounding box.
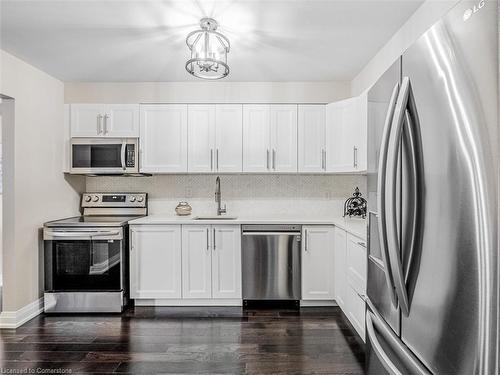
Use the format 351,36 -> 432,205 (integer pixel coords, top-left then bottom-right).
0,306 -> 365,374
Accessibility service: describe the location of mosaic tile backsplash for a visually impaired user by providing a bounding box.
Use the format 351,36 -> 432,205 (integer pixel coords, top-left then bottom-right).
86,174 -> 367,217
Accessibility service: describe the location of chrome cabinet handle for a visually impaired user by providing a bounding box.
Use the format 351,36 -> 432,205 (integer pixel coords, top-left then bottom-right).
353,146 -> 358,168
386,76 -> 412,316
266,149 -> 270,170
213,228 -> 216,250
97,114 -> 103,134
104,114 -> 110,135
357,241 -> 366,248
216,149 -> 219,171
272,149 -> 276,170
210,149 -> 214,171
206,228 -> 210,251
377,81 -> 399,309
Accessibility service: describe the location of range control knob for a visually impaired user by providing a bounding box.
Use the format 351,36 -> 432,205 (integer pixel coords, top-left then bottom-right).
137,196 -> 144,203
84,195 -> 92,202
130,196 -> 137,202
92,195 -> 99,202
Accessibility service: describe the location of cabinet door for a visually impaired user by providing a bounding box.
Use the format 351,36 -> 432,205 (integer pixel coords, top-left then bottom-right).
298,105 -> 326,172
70,104 -> 105,137
188,105 -> 216,173
130,226 -> 182,299
326,100 -> 352,172
104,104 -> 139,137
301,226 -> 335,300
215,105 -> 243,172
140,104 -> 188,173
212,225 -> 242,299
334,227 -> 347,309
270,105 -> 297,172
243,105 -> 271,172
182,225 -> 212,299
354,93 -> 368,172
345,233 -> 367,340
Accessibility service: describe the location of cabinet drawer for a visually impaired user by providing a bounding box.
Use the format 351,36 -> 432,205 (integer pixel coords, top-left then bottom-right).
346,233 -> 367,293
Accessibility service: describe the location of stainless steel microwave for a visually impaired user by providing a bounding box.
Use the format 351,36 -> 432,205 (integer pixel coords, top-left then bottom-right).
70,138 -> 138,175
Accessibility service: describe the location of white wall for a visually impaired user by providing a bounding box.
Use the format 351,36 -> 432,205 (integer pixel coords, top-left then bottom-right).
351,0 -> 460,95
64,81 -> 350,104
0,50 -> 84,312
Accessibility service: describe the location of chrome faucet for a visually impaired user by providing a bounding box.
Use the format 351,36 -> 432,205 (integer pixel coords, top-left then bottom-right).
215,176 -> 226,216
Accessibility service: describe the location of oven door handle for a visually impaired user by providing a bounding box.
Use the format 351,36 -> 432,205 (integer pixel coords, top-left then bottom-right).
44,229 -> 122,240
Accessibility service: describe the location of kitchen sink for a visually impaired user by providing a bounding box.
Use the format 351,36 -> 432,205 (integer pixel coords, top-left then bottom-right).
193,216 -> 238,220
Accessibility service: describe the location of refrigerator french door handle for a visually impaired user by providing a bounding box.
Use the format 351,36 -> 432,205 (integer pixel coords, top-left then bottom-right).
365,300 -> 432,375
402,108 -> 419,283
366,311 -> 403,375
386,76 -> 412,316
376,81 -> 400,308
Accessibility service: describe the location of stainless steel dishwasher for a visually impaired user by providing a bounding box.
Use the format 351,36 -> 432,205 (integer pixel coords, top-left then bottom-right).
241,224 -> 301,302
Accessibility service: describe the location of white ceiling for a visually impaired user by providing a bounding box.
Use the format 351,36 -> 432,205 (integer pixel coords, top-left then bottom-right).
1,0 -> 423,82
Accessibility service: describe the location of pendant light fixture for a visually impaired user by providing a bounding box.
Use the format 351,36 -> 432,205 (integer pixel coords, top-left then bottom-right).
185,18 -> 230,80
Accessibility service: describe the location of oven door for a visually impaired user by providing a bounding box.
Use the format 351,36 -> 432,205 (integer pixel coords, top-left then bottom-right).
44,227 -> 124,293
70,138 -> 138,174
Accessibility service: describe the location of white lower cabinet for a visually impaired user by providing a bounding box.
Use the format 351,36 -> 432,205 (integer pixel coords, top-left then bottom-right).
334,227 -> 367,341
181,225 -> 242,299
182,225 -> 213,298
130,224 -> 241,302
301,226 -> 335,300
211,225 -> 242,299
334,227 -> 347,310
130,225 -> 182,299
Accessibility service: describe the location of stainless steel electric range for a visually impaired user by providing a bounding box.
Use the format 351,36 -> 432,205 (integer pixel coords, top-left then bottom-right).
43,193 -> 147,313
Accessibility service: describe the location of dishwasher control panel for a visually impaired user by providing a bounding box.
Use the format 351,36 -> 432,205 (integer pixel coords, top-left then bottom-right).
241,224 -> 302,233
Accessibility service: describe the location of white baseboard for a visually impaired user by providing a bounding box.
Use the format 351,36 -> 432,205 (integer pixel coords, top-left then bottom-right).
300,300 -> 338,307
134,298 -> 242,307
0,297 -> 44,329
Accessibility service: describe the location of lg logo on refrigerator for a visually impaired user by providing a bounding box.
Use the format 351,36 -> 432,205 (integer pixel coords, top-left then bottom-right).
463,0 -> 485,21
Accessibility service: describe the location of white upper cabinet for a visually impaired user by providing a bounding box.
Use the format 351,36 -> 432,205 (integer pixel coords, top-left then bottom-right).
301,226 -> 335,300
140,104 -> 188,173
215,105 -> 243,173
130,225 -> 182,299
243,104 -> 297,173
355,93 -> 368,172
243,105 -> 271,172
104,104 -> 140,137
270,105 -> 298,172
325,95 -> 367,172
298,105 -> 326,173
71,104 -> 139,137
188,105 -> 216,173
211,225 -> 242,299
70,104 -> 105,137
182,225 -> 212,299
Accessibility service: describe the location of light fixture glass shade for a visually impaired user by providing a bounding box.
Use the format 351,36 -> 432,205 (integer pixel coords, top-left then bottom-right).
186,18 -> 230,80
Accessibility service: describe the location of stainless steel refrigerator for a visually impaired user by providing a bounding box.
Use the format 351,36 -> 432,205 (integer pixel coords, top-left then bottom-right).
365,1 -> 498,374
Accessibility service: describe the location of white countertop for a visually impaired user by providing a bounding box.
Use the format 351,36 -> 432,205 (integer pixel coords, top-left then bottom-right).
129,215 -> 367,240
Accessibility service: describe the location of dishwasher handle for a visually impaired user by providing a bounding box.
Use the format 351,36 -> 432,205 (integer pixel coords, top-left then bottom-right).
242,231 -> 301,236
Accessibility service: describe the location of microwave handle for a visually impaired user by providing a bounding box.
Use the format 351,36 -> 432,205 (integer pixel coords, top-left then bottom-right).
121,142 -> 126,170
